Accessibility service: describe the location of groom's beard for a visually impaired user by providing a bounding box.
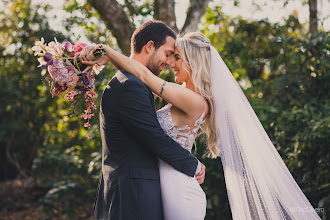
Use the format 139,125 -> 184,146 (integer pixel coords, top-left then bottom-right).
147,51 -> 162,76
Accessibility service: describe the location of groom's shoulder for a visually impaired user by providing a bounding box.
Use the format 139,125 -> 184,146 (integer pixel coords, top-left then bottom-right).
113,69 -> 146,89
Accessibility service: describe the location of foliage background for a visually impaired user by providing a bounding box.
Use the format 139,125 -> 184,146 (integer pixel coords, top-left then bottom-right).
0,0 -> 329,219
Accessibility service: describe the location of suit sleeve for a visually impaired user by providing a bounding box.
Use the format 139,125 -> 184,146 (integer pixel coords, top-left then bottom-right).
118,79 -> 198,177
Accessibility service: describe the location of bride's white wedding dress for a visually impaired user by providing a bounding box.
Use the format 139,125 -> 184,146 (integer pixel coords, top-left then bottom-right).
157,103 -> 207,220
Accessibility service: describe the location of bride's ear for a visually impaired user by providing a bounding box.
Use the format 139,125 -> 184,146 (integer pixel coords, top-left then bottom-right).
144,41 -> 155,54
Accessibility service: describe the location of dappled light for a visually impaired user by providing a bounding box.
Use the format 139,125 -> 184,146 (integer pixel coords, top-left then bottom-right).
0,0 -> 328,219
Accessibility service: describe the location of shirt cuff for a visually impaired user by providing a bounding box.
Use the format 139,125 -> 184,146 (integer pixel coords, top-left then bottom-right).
195,161 -> 202,174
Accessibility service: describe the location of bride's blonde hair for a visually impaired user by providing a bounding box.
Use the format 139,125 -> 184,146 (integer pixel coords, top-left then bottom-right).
175,32 -> 219,158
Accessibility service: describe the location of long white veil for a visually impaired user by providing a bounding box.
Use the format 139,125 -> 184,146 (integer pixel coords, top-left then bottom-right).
210,45 -> 321,220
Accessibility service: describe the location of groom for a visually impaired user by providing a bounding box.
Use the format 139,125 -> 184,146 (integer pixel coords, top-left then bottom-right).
91,21 -> 205,220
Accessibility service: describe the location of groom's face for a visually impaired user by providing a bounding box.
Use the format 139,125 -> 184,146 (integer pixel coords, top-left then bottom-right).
146,36 -> 175,76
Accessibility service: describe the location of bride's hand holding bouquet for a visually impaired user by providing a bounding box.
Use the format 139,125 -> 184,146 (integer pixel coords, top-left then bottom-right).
74,45 -> 110,68
32,38 -> 106,137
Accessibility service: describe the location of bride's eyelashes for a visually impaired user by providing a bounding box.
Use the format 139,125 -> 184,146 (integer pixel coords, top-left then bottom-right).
173,54 -> 181,61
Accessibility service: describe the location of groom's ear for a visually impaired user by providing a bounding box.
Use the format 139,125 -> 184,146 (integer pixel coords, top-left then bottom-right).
144,40 -> 155,54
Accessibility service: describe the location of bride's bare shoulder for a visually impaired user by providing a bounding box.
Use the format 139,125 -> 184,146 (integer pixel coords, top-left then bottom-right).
173,92 -> 208,118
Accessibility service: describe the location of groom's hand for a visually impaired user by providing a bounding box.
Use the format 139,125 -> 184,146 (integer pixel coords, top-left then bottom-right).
195,163 -> 205,184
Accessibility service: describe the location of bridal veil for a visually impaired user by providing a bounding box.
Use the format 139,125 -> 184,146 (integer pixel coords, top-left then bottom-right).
210,45 -> 321,220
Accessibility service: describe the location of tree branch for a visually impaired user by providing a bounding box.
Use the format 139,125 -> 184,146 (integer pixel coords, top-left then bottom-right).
124,0 -> 137,18
182,0 -> 211,33
154,0 -> 178,32
88,0 -> 135,55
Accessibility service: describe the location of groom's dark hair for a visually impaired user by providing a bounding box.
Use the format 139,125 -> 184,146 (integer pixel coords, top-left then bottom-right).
131,20 -> 176,54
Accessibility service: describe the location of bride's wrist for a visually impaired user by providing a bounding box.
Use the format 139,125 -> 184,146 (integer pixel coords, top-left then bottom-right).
95,44 -> 110,61
102,45 -> 112,57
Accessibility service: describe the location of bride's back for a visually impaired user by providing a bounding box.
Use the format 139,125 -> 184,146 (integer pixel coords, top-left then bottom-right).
157,103 -> 206,152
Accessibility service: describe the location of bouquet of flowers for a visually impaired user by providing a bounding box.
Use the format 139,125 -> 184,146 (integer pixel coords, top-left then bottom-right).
32,37 -> 105,138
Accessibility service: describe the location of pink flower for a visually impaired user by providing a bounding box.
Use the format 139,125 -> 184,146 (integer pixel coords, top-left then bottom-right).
64,91 -> 77,102
65,42 -> 74,52
51,85 -> 66,98
74,43 -> 88,52
67,66 -> 73,72
81,108 -> 94,119
32,38 -> 104,137
47,59 -> 71,85
67,74 -> 79,89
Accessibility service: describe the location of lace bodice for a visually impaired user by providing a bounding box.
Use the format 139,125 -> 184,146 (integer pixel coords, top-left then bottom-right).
157,104 -> 205,152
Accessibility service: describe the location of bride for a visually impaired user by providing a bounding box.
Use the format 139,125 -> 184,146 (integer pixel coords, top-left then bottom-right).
80,32 -> 321,220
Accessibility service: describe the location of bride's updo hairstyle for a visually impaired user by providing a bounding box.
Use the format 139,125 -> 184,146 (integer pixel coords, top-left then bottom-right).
175,32 -> 218,158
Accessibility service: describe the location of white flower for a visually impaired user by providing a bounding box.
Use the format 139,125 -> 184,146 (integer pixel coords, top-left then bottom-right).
35,37 -> 45,46
37,57 -> 47,67
50,37 -> 63,56
55,44 -> 63,56
32,46 -> 41,56
32,46 -> 45,56
48,41 -> 56,48
45,46 -> 56,55
32,38 -> 47,55
93,64 -> 104,75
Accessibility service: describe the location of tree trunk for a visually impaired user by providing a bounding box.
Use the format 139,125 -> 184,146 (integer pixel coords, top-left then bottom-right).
182,0 -> 211,33
154,0 -> 178,32
88,0 -> 135,55
308,0 -> 318,35
88,0 -> 211,53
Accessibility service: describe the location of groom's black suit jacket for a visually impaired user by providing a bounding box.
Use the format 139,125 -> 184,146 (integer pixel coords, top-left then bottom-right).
94,70 -> 199,220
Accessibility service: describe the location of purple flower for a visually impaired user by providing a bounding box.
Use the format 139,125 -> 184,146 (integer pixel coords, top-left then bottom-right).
65,41 -> 74,52
43,53 -> 53,62
83,76 -> 90,85
45,60 -> 53,66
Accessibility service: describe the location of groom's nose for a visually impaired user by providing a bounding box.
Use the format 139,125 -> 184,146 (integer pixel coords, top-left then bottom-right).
169,59 -> 175,69
165,56 -> 172,66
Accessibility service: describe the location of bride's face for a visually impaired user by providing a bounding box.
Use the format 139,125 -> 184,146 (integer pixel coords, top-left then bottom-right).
170,48 -> 191,83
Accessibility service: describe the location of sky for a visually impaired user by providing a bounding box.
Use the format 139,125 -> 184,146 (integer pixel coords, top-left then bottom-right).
29,0 -> 330,38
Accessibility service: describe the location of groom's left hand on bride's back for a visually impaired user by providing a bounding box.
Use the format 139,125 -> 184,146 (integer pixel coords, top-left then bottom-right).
195,163 -> 205,184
